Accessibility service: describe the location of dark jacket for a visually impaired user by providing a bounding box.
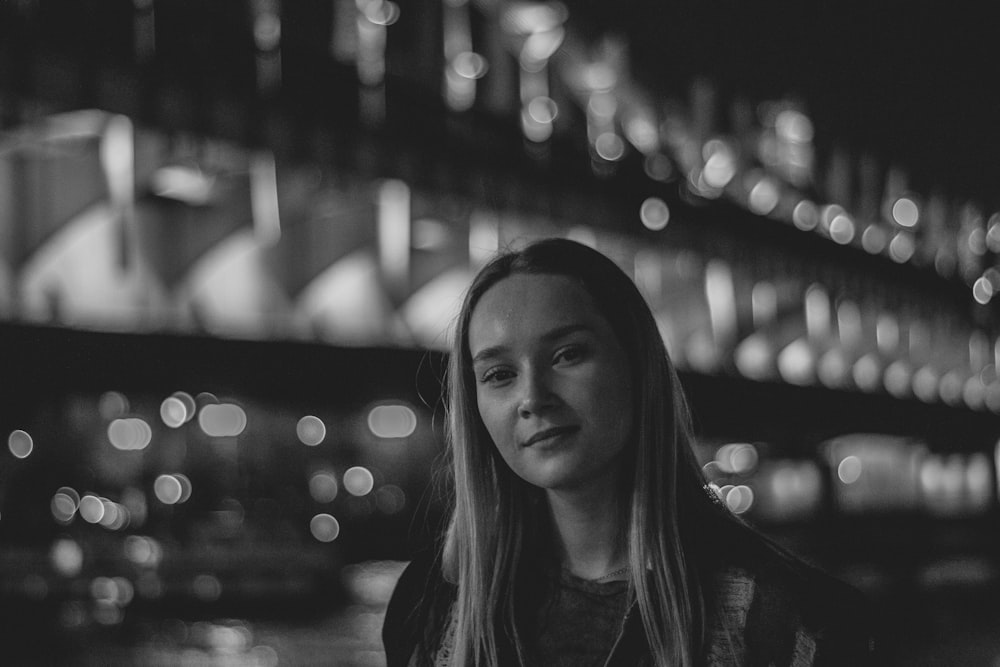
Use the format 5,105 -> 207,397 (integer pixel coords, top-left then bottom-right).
382,543 -> 875,667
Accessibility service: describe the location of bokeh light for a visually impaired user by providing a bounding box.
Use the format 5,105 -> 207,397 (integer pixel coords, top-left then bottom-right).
963,374 -> 986,411
250,646 -> 280,667
359,0 -> 400,26
987,213 -> 1000,252
913,366 -> 941,403
884,360 -> 913,398
639,197 -> 670,231
829,213 -> 856,245
8,430 -> 34,459
838,456 -> 863,484
79,494 -> 106,523
747,177 -> 779,215
968,226 -> 988,256
375,485 -> 407,514
193,574 -> 222,601
791,200 -> 819,231
310,513 -> 341,542
367,404 -> 417,439
966,453 -> 992,511
344,466 -> 375,496
644,154 -> 674,182
172,392 -> 197,422
296,415 -> 327,446
154,475 -> 183,505
986,382 -> 1000,414
175,473 -> 193,503
852,354 -> 882,392
939,369 -> 966,406
861,224 -> 888,254
253,12 -> 281,50
889,232 -> 916,263
715,443 -> 759,475
91,576 -> 134,607
160,396 -> 188,428
724,485 -> 754,514
452,51 -> 488,79
196,391 -> 220,406
775,109 -> 814,143
891,197 -> 919,227
522,97 -> 557,143
198,403 -> 247,437
98,500 -> 122,529
973,276 -> 994,305
701,141 -> 736,189
51,538 -> 84,577
98,391 -> 129,420
108,418 -> 152,451
309,470 -> 339,503
51,489 -> 79,524
624,114 -> 658,154
124,535 -> 163,567
526,96 -> 558,125
594,132 -> 625,162
94,600 -> 124,626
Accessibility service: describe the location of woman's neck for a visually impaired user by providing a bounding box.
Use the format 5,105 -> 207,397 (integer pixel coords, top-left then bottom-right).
545,475 -> 626,580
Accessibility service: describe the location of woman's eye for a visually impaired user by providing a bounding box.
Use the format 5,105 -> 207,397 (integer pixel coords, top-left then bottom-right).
480,368 -> 514,385
554,345 -> 585,365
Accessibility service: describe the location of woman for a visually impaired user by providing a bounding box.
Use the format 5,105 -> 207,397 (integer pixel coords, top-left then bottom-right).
383,238 -> 874,666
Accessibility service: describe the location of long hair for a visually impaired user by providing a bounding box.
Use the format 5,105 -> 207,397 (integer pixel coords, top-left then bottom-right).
442,237 -> 733,666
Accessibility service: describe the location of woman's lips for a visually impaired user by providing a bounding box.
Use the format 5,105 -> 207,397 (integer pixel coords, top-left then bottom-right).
522,425 -> 579,448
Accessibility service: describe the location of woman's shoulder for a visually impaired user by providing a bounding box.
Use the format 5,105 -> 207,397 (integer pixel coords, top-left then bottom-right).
705,535 -> 876,665
382,549 -> 455,667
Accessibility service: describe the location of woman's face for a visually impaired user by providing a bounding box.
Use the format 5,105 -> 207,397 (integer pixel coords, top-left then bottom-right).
468,273 -> 633,494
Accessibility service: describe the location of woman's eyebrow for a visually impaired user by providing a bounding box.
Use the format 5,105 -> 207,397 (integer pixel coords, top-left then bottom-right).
471,345 -> 506,365
471,324 -> 592,364
541,323 -> 591,342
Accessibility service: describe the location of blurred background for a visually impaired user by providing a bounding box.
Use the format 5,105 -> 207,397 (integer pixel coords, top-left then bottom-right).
2,1 -> 1000,665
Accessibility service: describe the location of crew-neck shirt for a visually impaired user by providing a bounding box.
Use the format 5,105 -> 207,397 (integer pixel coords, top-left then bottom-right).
527,569 -> 631,667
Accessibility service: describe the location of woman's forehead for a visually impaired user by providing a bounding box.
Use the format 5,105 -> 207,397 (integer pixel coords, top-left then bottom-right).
467,274 -> 610,351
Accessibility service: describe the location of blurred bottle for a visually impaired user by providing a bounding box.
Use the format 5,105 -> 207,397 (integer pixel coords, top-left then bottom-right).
770,102 -> 816,191
825,434 -> 923,514
822,144 -> 850,208
856,153 -> 892,257
973,212 -> 1000,306
922,191 -> 958,278
751,458 -> 824,523
982,338 -> 1000,414
956,202 -> 987,286
733,280 -> 826,384
910,315 -> 964,404
816,298 -> 864,390
921,451 -> 994,516
633,248 -> 709,370
442,0 -> 480,113
851,307 -> 901,394
776,284 -> 837,386
881,317 -> 929,399
683,258 -> 734,374
938,329 -> 990,409
881,165 -> 921,265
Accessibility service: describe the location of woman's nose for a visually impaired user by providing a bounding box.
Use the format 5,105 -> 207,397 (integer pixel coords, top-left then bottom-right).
517,368 -> 556,418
